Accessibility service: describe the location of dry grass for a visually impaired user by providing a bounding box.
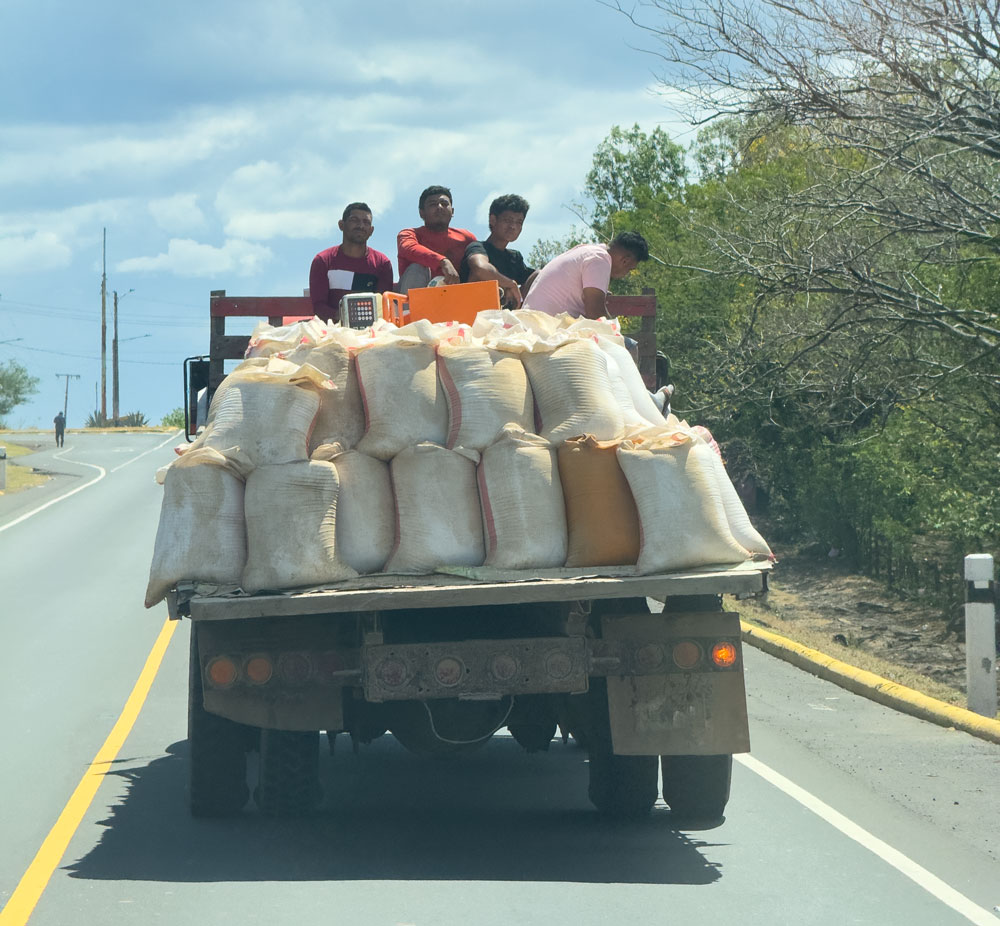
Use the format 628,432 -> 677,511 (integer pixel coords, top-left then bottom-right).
0,440 -> 50,495
729,587 -> 969,707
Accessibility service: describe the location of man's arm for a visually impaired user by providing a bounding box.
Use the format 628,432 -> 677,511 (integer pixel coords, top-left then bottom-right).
308,254 -> 330,314
397,228 -> 454,281
375,254 -> 395,293
581,287 -> 608,319
521,268 -> 539,297
465,251 -> 522,308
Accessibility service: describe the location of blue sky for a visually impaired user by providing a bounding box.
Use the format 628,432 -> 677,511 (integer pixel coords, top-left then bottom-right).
0,0 -> 687,429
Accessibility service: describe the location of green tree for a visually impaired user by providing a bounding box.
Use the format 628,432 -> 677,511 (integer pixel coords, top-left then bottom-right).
0,360 -> 39,426
161,407 -> 185,428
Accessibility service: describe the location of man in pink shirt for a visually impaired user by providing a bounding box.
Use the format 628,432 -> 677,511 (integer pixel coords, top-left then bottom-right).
522,232 -> 650,319
397,185 -> 477,293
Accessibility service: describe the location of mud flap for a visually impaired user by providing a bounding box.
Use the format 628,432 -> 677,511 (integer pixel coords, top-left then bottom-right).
602,612 -> 750,756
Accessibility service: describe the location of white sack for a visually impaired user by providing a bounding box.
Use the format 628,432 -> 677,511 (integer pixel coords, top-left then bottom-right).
617,433 -> 750,573
437,342 -> 534,450
521,338 -> 625,443
242,460 -> 358,593
145,448 -> 246,607
327,450 -> 396,573
705,450 -> 773,559
597,336 -> 666,427
245,317 -> 331,358
478,427 -> 567,568
296,340 -> 366,453
190,358 -> 330,475
355,341 -> 448,460
384,443 -> 484,574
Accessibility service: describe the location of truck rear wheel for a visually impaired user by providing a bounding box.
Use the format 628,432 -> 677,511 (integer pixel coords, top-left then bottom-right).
660,754 -> 733,821
188,630 -> 251,817
255,729 -> 322,816
585,679 -> 658,817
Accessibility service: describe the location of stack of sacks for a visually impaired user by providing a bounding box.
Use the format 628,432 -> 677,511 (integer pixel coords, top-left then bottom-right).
146,309 -> 771,606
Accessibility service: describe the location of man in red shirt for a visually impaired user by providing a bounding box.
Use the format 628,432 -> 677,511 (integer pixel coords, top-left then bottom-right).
396,185 -> 477,293
309,202 -> 394,321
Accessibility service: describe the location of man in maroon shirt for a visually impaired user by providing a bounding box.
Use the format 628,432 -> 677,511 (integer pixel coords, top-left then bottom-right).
309,202 -> 394,321
396,185 -> 477,292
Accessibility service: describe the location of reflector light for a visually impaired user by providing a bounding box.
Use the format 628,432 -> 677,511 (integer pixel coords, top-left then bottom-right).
435,656 -> 464,687
671,641 -> 702,669
279,652 -> 311,683
545,651 -> 572,679
207,657 -> 238,688
376,657 -> 408,688
711,641 -> 738,668
490,653 -> 519,682
635,643 -> 665,671
245,655 -> 273,685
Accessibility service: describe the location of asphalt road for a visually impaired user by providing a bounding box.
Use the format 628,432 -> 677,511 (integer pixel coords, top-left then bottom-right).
1,432 -> 998,925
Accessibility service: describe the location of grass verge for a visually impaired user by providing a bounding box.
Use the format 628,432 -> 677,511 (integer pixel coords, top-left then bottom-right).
0,440 -> 50,495
729,588 -> 969,708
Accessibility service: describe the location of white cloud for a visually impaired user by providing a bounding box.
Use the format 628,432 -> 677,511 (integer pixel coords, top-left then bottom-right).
149,193 -> 205,234
117,238 -> 273,277
0,232 -> 73,273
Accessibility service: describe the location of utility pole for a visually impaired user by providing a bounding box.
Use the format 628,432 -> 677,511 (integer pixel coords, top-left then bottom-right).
101,228 -> 107,421
111,288 -> 134,426
55,373 -> 81,421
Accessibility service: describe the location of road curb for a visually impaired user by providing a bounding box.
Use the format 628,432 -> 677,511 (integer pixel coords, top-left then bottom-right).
740,620 -> 1000,746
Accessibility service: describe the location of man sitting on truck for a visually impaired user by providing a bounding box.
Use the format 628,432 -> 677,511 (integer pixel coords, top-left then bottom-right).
459,193 -> 535,309
397,186 -> 477,293
309,202 -> 394,322
521,232 -> 650,320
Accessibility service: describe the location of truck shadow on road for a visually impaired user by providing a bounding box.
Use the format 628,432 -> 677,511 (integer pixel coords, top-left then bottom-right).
65,734 -> 726,886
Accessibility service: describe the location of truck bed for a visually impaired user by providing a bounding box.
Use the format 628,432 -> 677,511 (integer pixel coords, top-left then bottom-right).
172,560 -> 771,622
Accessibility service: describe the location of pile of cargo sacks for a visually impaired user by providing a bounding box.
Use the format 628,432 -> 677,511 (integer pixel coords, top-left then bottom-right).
145,310 -> 772,607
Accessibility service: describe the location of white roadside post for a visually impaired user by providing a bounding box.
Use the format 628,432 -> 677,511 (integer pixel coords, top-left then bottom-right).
964,554 -> 997,718
0,446 -> 6,492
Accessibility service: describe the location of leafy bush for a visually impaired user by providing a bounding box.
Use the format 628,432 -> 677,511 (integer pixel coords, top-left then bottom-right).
161,408 -> 185,428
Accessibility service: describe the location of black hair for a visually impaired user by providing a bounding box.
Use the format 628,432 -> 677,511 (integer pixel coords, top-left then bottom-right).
611,231 -> 650,263
489,194 -> 530,217
342,202 -> 372,221
419,185 -> 453,210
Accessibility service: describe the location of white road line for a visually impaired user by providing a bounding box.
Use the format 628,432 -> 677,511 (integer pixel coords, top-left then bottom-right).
736,754 -> 998,925
0,432 -> 179,534
110,430 -> 182,473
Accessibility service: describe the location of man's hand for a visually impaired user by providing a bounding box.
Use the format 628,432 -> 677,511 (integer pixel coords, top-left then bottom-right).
438,258 -> 460,285
498,274 -> 523,309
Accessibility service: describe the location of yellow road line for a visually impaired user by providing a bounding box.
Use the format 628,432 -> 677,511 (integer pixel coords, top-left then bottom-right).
741,620 -> 1000,745
0,618 -> 178,925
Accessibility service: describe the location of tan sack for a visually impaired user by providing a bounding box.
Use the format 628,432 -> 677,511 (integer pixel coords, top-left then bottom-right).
324,449 -> 396,574
384,443 -> 484,574
190,358 -> 330,475
242,460 -> 358,593
617,431 -> 750,573
437,342 -> 534,450
145,448 -> 247,607
479,427 -> 567,568
356,341 -> 448,460
522,339 -> 624,444
558,436 -> 640,567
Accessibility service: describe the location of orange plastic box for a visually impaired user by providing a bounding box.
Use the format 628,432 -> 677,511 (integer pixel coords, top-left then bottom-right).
382,280 -> 501,327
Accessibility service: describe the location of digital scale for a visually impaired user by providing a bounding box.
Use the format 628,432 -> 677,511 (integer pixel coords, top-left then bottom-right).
339,292 -> 380,329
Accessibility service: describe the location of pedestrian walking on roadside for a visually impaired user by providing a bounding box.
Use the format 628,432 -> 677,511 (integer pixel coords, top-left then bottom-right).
54,411 -> 65,447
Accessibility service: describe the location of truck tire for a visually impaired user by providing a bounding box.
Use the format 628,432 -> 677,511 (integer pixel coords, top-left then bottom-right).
188,632 -> 251,817
585,679 -> 658,817
660,754 -> 732,821
255,729 -> 322,816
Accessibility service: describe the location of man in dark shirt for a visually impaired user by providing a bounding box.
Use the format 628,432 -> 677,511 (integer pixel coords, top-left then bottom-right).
460,194 -> 535,308
309,202 -> 393,321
